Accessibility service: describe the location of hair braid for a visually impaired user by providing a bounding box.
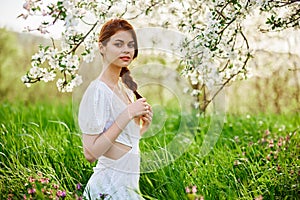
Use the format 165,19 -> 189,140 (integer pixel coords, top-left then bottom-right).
120,67 -> 143,99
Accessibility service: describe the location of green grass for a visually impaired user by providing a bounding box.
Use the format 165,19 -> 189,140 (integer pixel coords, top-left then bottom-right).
0,101 -> 299,199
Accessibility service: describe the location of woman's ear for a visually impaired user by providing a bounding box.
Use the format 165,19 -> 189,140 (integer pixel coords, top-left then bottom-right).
98,42 -> 104,56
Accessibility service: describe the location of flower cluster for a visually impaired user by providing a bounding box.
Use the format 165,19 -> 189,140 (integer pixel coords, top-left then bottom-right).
178,0 -> 262,111
185,185 -> 204,200
21,45 -> 82,92
20,0 -> 163,92
258,129 -> 294,162
20,0 -> 299,105
232,123 -> 298,199
74,183 -> 84,200
22,172 -> 67,199
7,172 -> 85,200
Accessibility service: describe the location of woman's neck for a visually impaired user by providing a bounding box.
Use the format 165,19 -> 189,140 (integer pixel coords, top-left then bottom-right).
100,63 -> 122,87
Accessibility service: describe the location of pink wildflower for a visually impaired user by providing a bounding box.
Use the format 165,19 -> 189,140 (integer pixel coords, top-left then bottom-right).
277,137 -> 284,147
277,141 -> 282,147
285,135 -> 290,142
260,138 -> 266,144
40,178 -> 49,184
75,194 -> 83,200
264,129 -> 270,136
28,188 -> 36,194
28,176 -> 35,183
185,186 -> 191,193
268,139 -> 274,148
192,185 -> 197,194
53,183 -> 59,189
56,190 -> 66,198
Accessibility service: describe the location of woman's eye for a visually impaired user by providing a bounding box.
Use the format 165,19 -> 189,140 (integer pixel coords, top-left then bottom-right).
114,43 -> 122,47
128,43 -> 135,48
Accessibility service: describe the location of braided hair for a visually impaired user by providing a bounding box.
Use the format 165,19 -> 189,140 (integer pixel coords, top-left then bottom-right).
120,67 -> 142,99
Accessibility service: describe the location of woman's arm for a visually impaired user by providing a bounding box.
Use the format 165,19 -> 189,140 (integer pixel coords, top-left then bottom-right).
82,98 -> 149,163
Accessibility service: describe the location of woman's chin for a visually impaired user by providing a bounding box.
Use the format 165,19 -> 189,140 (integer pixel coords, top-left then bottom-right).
116,62 -> 131,68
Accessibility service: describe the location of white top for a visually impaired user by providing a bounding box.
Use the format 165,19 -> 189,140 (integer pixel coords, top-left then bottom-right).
78,79 -> 143,200
78,79 -> 140,147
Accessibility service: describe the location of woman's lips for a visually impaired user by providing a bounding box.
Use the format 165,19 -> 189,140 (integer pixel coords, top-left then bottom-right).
120,56 -> 131,61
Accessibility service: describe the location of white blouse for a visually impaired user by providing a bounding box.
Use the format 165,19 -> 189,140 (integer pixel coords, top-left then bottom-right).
78,79 -> 139,148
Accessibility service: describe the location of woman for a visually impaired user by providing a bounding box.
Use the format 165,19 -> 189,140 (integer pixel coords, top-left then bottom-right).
78,19 -> 153,199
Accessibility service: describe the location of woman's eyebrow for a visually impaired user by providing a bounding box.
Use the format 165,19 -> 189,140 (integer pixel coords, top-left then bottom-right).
114,39 -> 124,43
114,39 -> 134,43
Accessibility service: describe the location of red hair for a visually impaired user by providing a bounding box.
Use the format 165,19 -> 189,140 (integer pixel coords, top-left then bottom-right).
99,19 -> 142,99
99,19 -> 138,59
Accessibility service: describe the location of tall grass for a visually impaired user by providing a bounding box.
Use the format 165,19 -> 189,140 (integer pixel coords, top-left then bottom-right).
0,101 -> 299,199
0,101 -> 93,199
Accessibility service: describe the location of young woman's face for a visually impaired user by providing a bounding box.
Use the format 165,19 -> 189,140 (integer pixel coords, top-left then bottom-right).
100,30 -> 135,68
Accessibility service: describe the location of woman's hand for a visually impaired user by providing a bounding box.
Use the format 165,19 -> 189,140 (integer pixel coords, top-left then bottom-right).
140,104 -> 153,135
127,98 -> 149,119
126,98 -> 153,135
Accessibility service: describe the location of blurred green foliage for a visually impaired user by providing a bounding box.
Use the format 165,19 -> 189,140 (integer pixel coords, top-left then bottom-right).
0,28 -> 71,104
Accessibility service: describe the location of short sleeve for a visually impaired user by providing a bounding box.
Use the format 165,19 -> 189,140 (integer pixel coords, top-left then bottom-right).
78,82 -> 109,135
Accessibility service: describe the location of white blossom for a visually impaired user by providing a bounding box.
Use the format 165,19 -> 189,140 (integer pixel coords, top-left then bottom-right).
183,87 -> 189,94
65,12 -> 79,28
82,51 -> 95,63
48,58 -> 60,70
32,48 -> 46,63
191,89 -> 200,96
21,75 -> 29,83
61,54 -> 80,72
193,102 -> 200,109
107,2 -> 124,17
56,78 -> 66,92
29,66 -> 43,79
41,70 -> 56,82
25,83 -> 32,88
21,0 -> 255,102
71,74 -> 83,88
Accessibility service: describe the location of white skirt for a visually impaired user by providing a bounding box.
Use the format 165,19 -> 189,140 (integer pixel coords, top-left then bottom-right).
83,148 -> 144,200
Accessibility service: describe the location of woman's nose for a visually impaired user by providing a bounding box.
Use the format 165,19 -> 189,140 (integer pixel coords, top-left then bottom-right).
122,48 -> 129,53
122,45 -> 131,53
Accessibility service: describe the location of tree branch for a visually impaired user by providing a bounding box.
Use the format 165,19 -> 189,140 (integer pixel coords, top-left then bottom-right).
68,21 -> 98,54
